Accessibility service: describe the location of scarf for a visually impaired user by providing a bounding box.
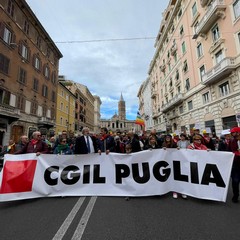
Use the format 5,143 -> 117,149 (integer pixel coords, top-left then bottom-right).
56,144 -> 68,153
31,139 -> 38,145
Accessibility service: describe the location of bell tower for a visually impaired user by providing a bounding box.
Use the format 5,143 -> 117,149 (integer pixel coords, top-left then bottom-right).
118,93 -> 126,120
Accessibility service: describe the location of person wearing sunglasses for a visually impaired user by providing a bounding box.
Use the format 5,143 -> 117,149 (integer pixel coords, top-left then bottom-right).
15,131 -> 49,156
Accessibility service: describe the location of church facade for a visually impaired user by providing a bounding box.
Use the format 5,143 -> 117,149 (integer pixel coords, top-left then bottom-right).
100,94 -> 141,133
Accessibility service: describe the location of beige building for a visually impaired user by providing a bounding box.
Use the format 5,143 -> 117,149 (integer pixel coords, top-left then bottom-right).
55,80 -> 76,135
141,0 -> 240,136
94,95 -> 102,133
58,77 -> 100,133
0,0 -> 62,145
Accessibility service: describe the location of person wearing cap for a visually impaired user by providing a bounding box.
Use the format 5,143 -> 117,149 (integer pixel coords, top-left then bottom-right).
187,134 -> 208,150
218,129 -> 231,151
202,130 -> 215,150
228,127 -> 240,203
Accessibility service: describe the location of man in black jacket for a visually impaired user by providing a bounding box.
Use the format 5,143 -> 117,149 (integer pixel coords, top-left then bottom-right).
74,127 -> 98,154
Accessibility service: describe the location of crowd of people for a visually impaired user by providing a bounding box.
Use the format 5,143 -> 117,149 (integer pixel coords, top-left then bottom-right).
0,126 -> 240,203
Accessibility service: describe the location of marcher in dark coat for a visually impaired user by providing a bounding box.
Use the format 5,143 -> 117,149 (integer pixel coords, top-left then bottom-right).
144,135 -> 161,150
74,127 -> 98,154
98,127 -> 115,154
218,129 -> 231,152
228,127 -> 240,203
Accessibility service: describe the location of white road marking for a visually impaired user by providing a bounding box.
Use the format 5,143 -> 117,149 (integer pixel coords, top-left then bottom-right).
52,197 -> 86,240
71,196 -> 97,240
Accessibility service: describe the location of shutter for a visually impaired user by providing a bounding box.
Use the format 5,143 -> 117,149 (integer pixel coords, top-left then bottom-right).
32,54 -> 36,67
10,33 -> 16,49
28,48 -> 31,62
0,22 -> 4,39
18,40 -> 22,56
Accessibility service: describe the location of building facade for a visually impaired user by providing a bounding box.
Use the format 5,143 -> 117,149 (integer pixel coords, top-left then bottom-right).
94,95 -> 102,133
141,0 -> 240,136
0,0 -> 62,145
55,81 -> 76,135
137,77 -> 153,131
100,94 -> 141,133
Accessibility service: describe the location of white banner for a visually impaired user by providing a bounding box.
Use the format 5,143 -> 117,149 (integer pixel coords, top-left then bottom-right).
0,149 -> 234,202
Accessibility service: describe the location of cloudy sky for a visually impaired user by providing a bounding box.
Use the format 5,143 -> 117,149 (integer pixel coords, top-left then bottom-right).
26,0 -> 168,120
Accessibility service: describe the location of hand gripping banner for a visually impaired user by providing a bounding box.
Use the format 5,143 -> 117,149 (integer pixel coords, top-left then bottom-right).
0,149 -> 234,202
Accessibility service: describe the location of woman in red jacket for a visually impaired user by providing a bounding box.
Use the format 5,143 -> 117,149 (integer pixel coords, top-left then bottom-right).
187,134 -> 208,150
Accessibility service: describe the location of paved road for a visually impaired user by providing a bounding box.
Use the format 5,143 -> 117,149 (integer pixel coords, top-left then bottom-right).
0,188 -> 240,240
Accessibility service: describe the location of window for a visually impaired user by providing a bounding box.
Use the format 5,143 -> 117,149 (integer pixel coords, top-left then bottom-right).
219,82 -> 230,97
23,20 -> 30,35
188,100 -> 193,110
215,50 -> 223,64
183,60 -> 188,73
43,65 -> 50,79
197,43 -> 203,58
182,41 -> 186,54
185,78 -> 190,91
0,53 -> 10,74
199,65 -> 205,81
178,86 -> 181,93
60,102 -> 63,110
31,101 -> 38,115
0,25 -> 11,45
51,91 -> 56,102
18,68 -> 26,84
36,35 -> 42,49
192,2 -> 197,17
238,32 -> 240,45
0,88 -> 10,105
180,26 -> 184,36
233,0 -> 240,19
7,0 -> 14,17
42,85 -> 48,98
33,55 -> 41,70
175,70 -> 179,80
42,106 -> 47,117
17,95 -> 25,111
212,25 -> 220,42
202,92 -> 210,104
51,72 -> 57,84
33,78 -> 39,91
178,9 -> 182,19
19,42 -> 30,61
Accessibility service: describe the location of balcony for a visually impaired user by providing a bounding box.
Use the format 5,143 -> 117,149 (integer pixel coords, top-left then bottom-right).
202,56 -> 240,85
152,110 -> 160,119
162,93 -> 184,113
170,44 -> 177,56
160,64 -> 166,72
151,90 -> 157,99
0,103 -> 21,123
169,113 -> 179,120
195,0 -> 226,38
201,0 -> 209,7
38,117 -> 55,128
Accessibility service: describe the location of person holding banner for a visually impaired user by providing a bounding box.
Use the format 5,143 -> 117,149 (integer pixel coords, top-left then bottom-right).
74,127 -> 98,154
15,131 -> 49,156
98,127 -> 115,154
228,127 -> 240,203
187,134 -> 208,150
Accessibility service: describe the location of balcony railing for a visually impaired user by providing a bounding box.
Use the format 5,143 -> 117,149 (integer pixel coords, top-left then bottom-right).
201,0 -> 209,7
195,0 -> 226,37
151,90 -> 157,99
202,56 -> 240,85
162,93 -> 184,113
38,117 -> 55,126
